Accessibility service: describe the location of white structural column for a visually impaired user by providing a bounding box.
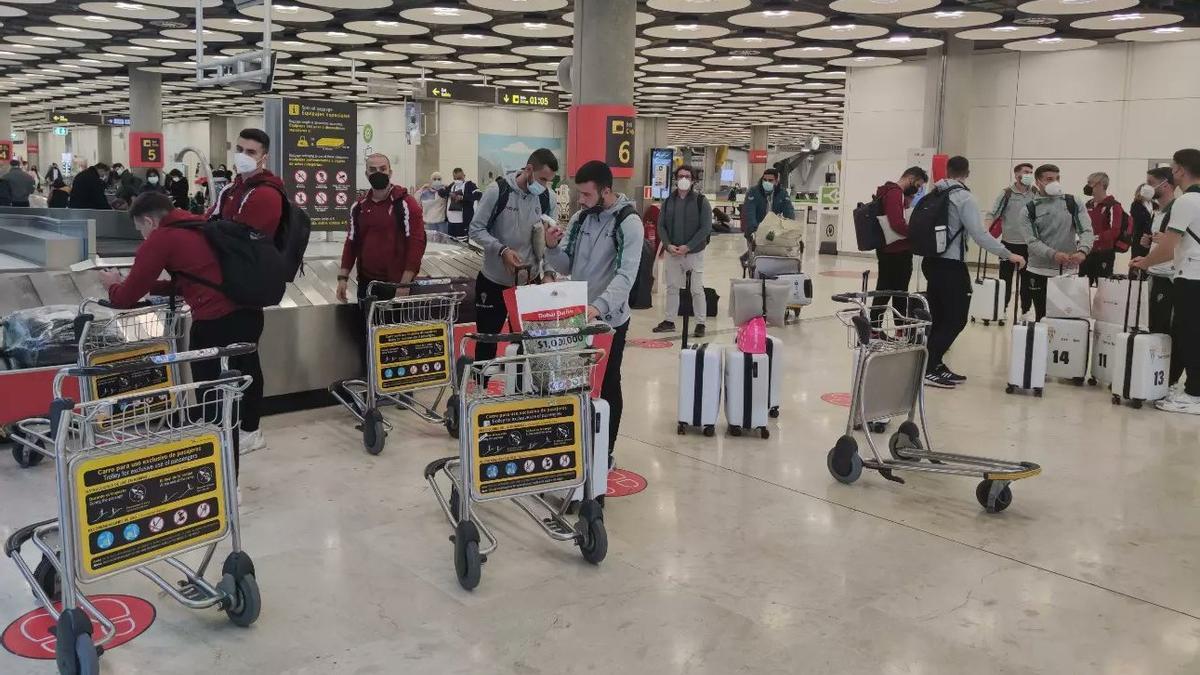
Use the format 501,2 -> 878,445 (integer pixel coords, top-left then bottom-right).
922,36 -> 973,156
630,114 -> 669,209
128,68 -> 162,175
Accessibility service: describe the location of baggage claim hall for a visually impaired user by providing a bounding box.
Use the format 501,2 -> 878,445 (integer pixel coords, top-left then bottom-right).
1,1 -> 1198,673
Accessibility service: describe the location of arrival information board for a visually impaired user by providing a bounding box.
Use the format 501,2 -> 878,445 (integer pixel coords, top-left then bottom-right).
374,323 -> 451,393
471,396 -> 583,500
279,98 -> 356,231
71,434 -> 227,581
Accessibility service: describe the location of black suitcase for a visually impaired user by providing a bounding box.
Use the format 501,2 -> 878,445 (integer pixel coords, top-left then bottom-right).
629,241 -> 655,310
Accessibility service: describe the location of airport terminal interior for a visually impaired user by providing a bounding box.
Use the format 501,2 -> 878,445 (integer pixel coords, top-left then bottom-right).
1,1 -> 1199,674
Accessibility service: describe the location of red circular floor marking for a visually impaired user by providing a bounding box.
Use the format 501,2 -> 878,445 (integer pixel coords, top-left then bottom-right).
606,469 -> 647,497
2,594 -> 156,660
821,392 -> 852,407
820,270 -> 868,278
628,338 -> 673,349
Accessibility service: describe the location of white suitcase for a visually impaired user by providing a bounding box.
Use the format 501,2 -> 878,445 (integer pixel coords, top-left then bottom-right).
1090,321 -> 1121,387
1007,321 -> 1049,396
773,273 -> 812,307
503,343 -> 532,395
677,342 -> 722,436
1043,316 -> 1091,384
724,347 -> 770,438
572,399 -> 610,502
764,335 -> 783,418
970,277 -> 1007,326
1111,276 -> 1171,407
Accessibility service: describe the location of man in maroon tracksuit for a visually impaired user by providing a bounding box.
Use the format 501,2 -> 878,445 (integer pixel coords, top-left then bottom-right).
98,192 -> 259,480
872,166 -> 928,322
1083,171 -> 1128,285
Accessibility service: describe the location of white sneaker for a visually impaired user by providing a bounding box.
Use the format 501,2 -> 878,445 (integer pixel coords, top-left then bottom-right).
1167,381 -> 1187,400
1155,393 -> 1200,415
239,429 -> 265,454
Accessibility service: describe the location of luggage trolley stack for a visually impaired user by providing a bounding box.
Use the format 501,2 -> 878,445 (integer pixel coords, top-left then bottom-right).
330,279 -> 468,454
826,290 -> 1042,513
5,345 -> 262,675
424,325 -> 610,591
11,297 -> 188,468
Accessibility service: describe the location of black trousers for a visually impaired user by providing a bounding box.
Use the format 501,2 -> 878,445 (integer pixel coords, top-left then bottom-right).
871,249 -> 912,323
1081,249 -> 1116,286
355,279 -> 397,377
1149,276 -> 1184,386
601,320 -> 629,461
1172,278 -> 1200,396
1026,272 -> 1049,321
921,257 -> 971,372
189,308 -> 265,478
999,242 -> 1031,312
472,272 -> 512,363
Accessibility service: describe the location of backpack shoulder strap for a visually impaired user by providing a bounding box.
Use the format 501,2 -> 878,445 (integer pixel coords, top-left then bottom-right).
1065,194 -> 1078,221
539,188 -> 551,216
487,177 -> 510,231
392,193 -> 412,237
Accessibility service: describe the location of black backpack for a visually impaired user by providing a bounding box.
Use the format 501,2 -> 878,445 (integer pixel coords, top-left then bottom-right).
216,179 -> 311,282
486,176 -> 551,231
908,184 -> 966,257
171,218 -> 287,308
1026,195 -> 1080,242
852,194 -> 886,251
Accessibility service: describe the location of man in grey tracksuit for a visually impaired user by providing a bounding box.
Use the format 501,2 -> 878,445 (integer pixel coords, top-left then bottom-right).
652,164 -> 712,338
545,160 -> 644,465
468,148 -> 559,363
1022,163 -> 1095,320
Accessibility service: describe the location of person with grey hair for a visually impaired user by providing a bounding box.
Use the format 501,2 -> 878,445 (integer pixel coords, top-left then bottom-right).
1082,170 -> 1129,285
417,171 -> 449,235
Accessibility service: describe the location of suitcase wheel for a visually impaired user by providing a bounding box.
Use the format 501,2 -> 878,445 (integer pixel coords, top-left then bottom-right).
703,425 -> 715,437
1072,377 -> 1085,387
676,422 -> 686,435
759,427 -> 770,439
982,319 -> 990,327
1087,377 -> 1097,386
1005,384 -> 1015,395
1111,394 -> 1121,405
970,317 -> 976,324
729,425 -> 742,437
1132,399 -> 1143,410
1034,388 -> 1043,398
999,319 -> 1006,326
768,406 -> 780,419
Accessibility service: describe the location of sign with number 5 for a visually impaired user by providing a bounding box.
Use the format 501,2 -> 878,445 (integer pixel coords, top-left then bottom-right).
129,132 -> 165,169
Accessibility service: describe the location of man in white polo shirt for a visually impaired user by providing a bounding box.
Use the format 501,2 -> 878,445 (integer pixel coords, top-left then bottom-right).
1132,148 -> 1200,415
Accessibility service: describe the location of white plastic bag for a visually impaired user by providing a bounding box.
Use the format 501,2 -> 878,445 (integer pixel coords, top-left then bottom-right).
1046,274 -> 1091,319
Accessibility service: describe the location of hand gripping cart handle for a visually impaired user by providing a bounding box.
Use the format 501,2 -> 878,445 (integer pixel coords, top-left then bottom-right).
6,342 -> 263,675
425,323 -> 612,591
825,292 -> 1041,513
329,277 -> 470,455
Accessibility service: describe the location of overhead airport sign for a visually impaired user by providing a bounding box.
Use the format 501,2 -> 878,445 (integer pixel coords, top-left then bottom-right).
47,112 -> 132,127
497,88 -> 558,109
423,82 -> 495,104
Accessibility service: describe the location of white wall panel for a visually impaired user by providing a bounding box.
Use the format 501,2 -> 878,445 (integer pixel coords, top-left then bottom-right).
1121,98 -> 1200,160
845,63 -> 926,113
966,104 -> 1016,160
1015,44 -> 1131,105
1012,101 -> 1124,160
1130,40 -> 1200,101
845,109 -> 925,160
970,53 -> 1019,108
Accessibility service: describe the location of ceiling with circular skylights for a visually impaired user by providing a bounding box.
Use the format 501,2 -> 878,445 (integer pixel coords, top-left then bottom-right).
0,0 -> 1197,149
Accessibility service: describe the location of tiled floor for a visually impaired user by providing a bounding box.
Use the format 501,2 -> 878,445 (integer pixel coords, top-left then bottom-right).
2,236 -> 1197,674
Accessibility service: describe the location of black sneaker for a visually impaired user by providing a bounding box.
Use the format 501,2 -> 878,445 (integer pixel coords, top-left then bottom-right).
924,372 -> 957,389
693,324 -> 706,338
652,321 -> 676,333
938,365 -> 967,382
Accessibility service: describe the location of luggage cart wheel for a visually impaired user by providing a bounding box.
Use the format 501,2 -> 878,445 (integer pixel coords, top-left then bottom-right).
703,425 -> 715,437
454,520 -> 482,591
576,500 -> 607,565
976,480 -> 1013,514
362,407 -> 386,455
1005,384 -> 1015,395
888,425 -> 922,462
729,426 -> 743,437
769,406 -> 780,419
758,426 -> 770,439
33,552 -> 62,602
1111,394 -> 1121,405
676,422 -> 686,435
867,420 -> 888,434
55,608 -> 98,675
1088,377 -> 1097,386
10,432 -> 45,468
220,572 -> 262,627
827,436 -> 863,485
1033,388 -> 1043,398
1131,399 -> 1143,410
444,396 -> 460,439
1072,377 -> 1085,386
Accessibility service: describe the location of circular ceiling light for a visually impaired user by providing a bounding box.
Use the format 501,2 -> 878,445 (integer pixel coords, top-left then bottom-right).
639,85 -> 688,94
493,21 -> 572,38
82,50 -> 146,62
858,36 -> 944,50
898,10 -> 1001,29
798,24 -> 889,41
267,39 -> 330,53
641,44 -> 716,58
51,14 -> 142,31
512,44 -> 572,57
204,18 -> 285,33
808,71 -> 847,80
434,33 -> 511,48
130,37 -> 191,49
0,5 -> 27,18
1017,0 -> 1137,15
382,42 -> 454,55
480,67 -> 536,77
469,0 -> 566,9
563,11 -> 654,25
647,0 -> 749,11
0,51 -> 39,61
400,6 -> 492,25
713,36 -> 794,49
644,61 -> 705,73
956,25 -> 1054,40
693,69 -> 755,80
104,44 -> 172,56
115,0 -> 219,6
643,23 -> 730,40
640,75 -> 696,85
2,43 -> 60,54
297,30 -> 376,45
297,0 -> 393,8
373,64 -> 424,76
1116,26 -> 1200,42
776,45 -> 853,59
829,0 -> 940,14
745,76 -> 803,85
757,62 -> 824,74
702,55 -> 772,67
1004,36 -> 1098,52
27,25 -> 112,40
461,52 -> 526,64
301,56 -> 366,68
1070,13 -> 1183,31
729,9 -> 825,28
829,55 -> 902,67
412,59 -> 474,70
342,49 -> 408,61
61,58 -> 122,69
239,3 -> 332,23
687,81 -> 740,90
160,27 -> 239,42
342,20 -> 427,37
789,81 -> 840,90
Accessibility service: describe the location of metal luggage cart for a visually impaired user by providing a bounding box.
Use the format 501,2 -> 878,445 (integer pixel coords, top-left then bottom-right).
5,345 -> 261,675
825,291 -> 1042,513
11,297 -> 189,468
424,325 -> 610,591
329,278 -> 468,455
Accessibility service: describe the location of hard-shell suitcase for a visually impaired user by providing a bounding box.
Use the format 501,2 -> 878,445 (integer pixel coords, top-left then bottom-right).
1043,316 -> 1090,384
677,342 -> 722,436
1112,276 -> 1171,408
764,335 -> 782,418
502,343 -> 532,395
1090,320 -> 1121,387
1006,298 -> 1048,396
572,399 -> 610,502
969,251 -> 1007,326
723,346 -> 769,438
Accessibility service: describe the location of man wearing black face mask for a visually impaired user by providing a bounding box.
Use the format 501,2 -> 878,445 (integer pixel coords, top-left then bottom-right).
1082,171 -> 1129,286
871,166 -> 927,323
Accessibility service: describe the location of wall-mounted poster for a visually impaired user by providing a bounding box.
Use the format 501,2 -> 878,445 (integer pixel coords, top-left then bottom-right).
650,147 -> 673,200
478,134 -> 565,186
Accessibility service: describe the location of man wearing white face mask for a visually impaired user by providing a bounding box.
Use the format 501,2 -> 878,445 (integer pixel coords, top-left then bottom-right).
1021,164 -> 1095,320
652,164 -> 712,337
207,128 -> 285,241
990,162 -> 1036,314
418,172 -> 449,235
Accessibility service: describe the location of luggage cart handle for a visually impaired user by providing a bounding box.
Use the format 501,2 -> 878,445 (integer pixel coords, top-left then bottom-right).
464,323 -> 613,344
79,297 -> 170,313
365,277 -> 472,296
59,343 -> 257,378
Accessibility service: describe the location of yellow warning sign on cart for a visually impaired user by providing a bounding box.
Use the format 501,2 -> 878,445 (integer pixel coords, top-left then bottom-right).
87,342 -> 175,427
70,433 -> 228,581
374,323 -> 451,393
470,396 -> 583,500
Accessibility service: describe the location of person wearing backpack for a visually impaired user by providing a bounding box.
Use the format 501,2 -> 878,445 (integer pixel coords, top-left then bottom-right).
1082,171 -> 1129,286
869,166 -> 927,324
1132,148 -> 1200,415
98,192 -> 262,480
1021,164 -> 1096,321
989,163 -> 1037,314
652,164 -> 712,337
544,160 -> 644,467
468,147 -> 559,363
914,156 -> 1025,389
